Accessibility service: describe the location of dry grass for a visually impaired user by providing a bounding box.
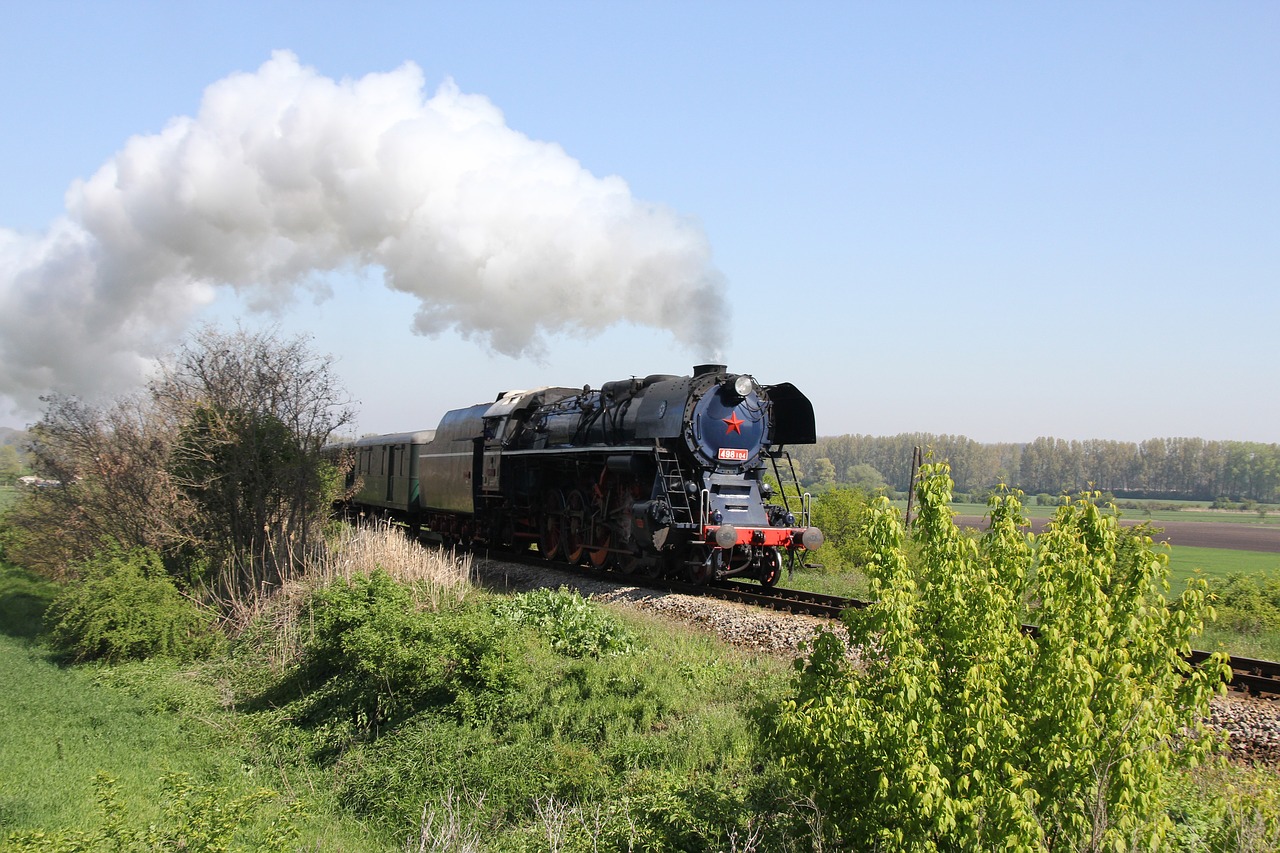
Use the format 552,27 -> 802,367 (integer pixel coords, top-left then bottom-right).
220,521 -> 476,671
318,521 -> 475,609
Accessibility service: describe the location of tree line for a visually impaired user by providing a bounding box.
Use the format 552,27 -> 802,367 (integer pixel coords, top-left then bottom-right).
788,433 -> 1280,503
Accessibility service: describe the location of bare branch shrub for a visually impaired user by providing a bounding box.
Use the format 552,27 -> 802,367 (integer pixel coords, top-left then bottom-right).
7,392 -> 180,578
153,324 -> 355,602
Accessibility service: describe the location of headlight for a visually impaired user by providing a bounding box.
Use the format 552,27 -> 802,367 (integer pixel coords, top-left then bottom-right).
732,375 -> 754,397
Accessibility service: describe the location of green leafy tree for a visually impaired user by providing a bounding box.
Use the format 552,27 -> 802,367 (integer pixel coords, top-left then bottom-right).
845,462 -> 887,493
804,457 -> 837,490
766,462 -> 1230,851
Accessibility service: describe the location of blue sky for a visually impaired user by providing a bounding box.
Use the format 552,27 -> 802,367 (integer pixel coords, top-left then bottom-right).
1,2 -> 1276,444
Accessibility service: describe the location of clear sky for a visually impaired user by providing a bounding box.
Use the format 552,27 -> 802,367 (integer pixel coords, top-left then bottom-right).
1,2 -> 1276,444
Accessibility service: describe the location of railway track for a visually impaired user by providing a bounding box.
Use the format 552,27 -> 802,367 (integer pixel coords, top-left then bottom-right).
1188,651 -> 1280,697
475,544 -> 1280,697
681,578 -> 1280,698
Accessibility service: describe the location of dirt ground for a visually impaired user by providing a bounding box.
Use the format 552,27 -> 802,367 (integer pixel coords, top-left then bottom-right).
953,516 -> 1280,554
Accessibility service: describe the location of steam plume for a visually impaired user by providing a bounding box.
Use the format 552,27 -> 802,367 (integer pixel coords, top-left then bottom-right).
0,51 -> 728,412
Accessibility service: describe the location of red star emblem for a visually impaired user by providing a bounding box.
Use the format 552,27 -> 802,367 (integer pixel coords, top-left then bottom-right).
723,411 -> 744,435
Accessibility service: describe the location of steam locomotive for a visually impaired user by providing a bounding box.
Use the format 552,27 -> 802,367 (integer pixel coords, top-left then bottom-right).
333,364 -> 823,585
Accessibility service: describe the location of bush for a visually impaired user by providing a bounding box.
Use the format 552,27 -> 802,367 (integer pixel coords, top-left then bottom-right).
766,465 -> 1230,851
494,587 -> 634,658
296,570 -> 526,734
45,547 -> 222,663
809,486 -> 874,572
1212,573 -> 1280,635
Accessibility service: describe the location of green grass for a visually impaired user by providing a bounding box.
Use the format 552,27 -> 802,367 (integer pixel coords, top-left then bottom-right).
0,561 -> 386,849
790,547 -> 1280,601
1,551 -> 1277,850
0,486 -> 18,514
1168,546 -> 1280,586
0,563 -> 222,832
0,633 -> 229,832
230,585 -> 794,848
0,555 -> 802,850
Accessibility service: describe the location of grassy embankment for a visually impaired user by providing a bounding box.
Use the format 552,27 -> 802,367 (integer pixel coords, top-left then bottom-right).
0,559 -> 386,849
0,531 -> 798,851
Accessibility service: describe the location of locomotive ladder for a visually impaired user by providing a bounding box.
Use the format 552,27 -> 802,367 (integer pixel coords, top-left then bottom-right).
654,448 -> 696,526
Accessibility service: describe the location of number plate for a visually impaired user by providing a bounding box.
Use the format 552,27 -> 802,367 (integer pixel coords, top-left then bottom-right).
718,447 -> 749,461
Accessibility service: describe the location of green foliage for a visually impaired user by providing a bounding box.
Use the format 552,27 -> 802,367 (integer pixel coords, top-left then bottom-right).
4,771 -> 303,852
1166,765 -> 1280,851
809,486 -> 874,572
803,456 -> 837,489
494,587 -> 635,657
296,570 -> 525,735
44,547 -> 222,664
169,402 -> 331,594
0,446 -> 23,487
1211,573 -> 1280,635
766,462 -> 1231,851
250,580 -> 787,846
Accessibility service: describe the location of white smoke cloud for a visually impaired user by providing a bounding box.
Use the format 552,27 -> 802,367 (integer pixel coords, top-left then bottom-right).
0,51 -> 728,413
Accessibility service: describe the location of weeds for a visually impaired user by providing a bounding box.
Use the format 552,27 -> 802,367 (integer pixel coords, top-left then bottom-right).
4,771 -> 303,852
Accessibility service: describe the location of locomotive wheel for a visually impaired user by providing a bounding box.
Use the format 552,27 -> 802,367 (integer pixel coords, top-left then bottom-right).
687,549 -> 717,584
759,547 -> 782,587
588,530 -> 612,567
539,490 -> 566,560
564,490 -> 589,564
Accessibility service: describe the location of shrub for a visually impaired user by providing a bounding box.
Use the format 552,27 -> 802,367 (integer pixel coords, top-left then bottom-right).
296,570 -> 525,734
494,587 -> 634,658
766,464 -> 1230,851
808,486 -> 874,573
45,547 -> 222,663
1212,573 -> 1280,635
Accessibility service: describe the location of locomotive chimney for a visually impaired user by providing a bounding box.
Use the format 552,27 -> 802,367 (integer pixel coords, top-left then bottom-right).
693,363 -> 726,377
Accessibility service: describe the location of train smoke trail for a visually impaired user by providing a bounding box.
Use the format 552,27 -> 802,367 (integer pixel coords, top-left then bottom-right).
0,51 -> 728,414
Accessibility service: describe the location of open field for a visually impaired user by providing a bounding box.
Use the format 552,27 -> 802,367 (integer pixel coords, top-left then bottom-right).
1169,547 -> 1280,584
946,500 -> 1280,526
954,514 -> 1280,554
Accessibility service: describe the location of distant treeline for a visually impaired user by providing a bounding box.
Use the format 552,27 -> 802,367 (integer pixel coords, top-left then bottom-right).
788,434 -> 1280,503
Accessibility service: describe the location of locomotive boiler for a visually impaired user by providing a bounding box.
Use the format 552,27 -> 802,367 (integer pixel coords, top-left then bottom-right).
336,364 -> 823,585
